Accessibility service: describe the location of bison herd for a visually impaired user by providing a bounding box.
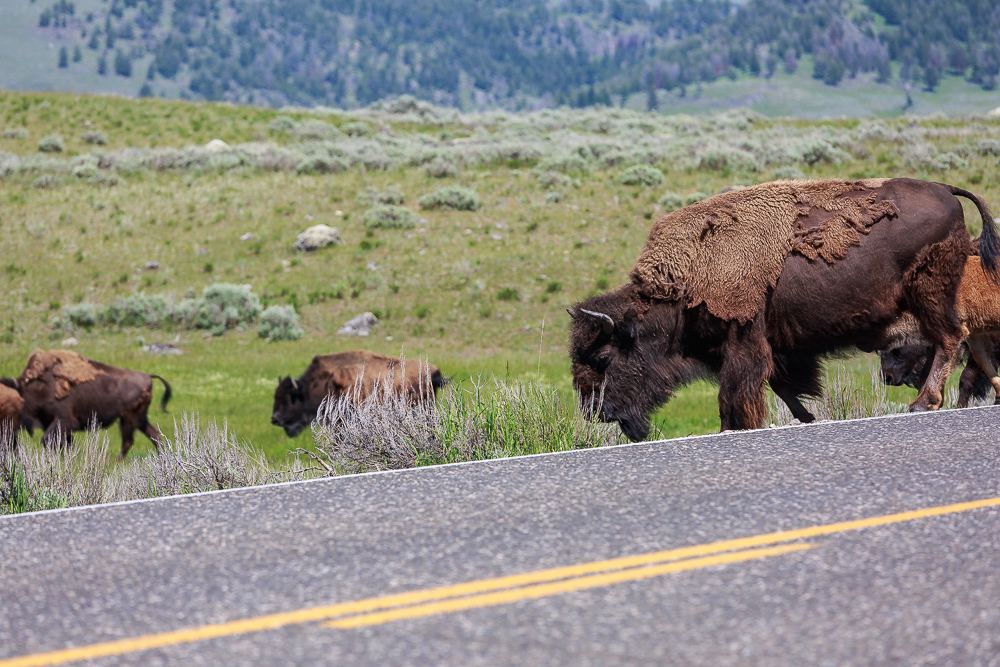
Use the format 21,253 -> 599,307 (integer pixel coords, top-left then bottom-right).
1,177 -> 998,457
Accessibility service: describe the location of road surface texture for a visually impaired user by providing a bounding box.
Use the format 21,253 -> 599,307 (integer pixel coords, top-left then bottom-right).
2,407 -> 1000,666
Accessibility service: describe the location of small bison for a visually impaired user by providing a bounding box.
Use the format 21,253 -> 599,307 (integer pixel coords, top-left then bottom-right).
881,255 -> 1000,407
272,350 -> 447,437
1,349 -> 172,457
0,383 -> 24,435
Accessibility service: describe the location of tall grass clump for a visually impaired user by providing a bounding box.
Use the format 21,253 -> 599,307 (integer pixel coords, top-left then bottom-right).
0,417 -> 309,515
309,373 -> 624,475
418,185 -> 481,211
258,305 -> 304,341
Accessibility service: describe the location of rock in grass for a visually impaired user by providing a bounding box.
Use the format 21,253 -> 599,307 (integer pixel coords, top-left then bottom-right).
204,139 -> 231,153
338,312 -> 378,336
294,224 -> 342,252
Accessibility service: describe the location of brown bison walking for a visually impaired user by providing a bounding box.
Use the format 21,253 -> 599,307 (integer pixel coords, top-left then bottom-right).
1,349 -> 172,457
880,255 -> 1000,407
569,178 -> 999,440
272,350 -> 447,437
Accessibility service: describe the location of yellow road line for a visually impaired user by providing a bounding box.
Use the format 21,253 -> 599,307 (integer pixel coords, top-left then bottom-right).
324,543 -> 814,629
3,494 -> 999,667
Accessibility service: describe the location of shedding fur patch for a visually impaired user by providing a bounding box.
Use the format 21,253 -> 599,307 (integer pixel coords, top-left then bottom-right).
0,384 -> 23,423
20,349 -> 104,399
630,179 -> 899,323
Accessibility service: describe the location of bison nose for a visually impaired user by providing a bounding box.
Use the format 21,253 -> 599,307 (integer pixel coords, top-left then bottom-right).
271,413 -> 281,425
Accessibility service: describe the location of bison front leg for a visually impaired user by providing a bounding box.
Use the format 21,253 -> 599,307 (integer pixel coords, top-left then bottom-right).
718,314 -> 774,431
909,337 -> 961,412
966,335 -> 1000,404
41,420 -> 71,450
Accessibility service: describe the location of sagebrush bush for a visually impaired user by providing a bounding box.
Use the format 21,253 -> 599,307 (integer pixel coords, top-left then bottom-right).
685,192 -> 709,205
82,131 -> 108,146
104,293 -> 170,327
267,115 -> 298,133
3,128 -> 28,140
258,305 -> 304,341
63,303 -> 99,330
310,374 -> 625,475
32,175 -> 58,189
293,120 -> 343,141
341,121 -> 372,137
425,157 -> 458,178
363,204 -> 417,229
658,193 -> 685,211
296,155 -> 349,174
188,283 -> 263,334
358,185 -> 406,205
1,417 -> 308,515
537,153 -> 590,174
537,171 -> 573,189
773,166 -> 806,180
37,135 -> 65,153
620,164 -> 665,186
418,185 -> 481,211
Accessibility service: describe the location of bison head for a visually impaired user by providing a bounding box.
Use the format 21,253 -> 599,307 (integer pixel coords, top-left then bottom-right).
272,376 -> 311,437
879,342 -> 933,388
569,285 -> 699,442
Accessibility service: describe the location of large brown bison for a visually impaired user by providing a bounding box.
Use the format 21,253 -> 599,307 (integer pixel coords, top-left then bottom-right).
0,349 -> 172,457
272,350 -> 447,437
569,178 -> 999,441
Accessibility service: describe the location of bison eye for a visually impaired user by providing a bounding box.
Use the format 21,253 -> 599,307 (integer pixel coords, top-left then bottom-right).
592,353 -> 612,371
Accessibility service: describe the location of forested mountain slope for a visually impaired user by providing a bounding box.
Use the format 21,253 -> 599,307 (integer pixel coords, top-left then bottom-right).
4,0 -> 1000,111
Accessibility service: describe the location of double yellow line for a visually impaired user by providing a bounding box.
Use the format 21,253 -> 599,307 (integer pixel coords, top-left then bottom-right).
4,495 -> 1000,667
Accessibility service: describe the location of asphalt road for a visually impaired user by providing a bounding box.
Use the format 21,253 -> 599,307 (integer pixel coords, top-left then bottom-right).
2,407 -> 1000,666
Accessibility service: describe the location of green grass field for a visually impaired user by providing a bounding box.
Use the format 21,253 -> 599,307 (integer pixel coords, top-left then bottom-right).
1,89 -> 997,464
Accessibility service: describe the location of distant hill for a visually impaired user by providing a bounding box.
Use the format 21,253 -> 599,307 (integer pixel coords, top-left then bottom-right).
2,0 -> 999,114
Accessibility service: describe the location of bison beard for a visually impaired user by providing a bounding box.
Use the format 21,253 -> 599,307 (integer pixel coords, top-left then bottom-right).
570,178 -> 1000,440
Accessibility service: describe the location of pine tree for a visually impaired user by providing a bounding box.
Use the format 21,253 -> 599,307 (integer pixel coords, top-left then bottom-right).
72,45 -> 82,62
97,53 -> 107,76
58,46 -> 68,69
114,49 -> 131,77
646,80 -> 658,111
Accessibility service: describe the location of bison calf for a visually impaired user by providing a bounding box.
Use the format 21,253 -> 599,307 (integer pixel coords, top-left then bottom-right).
272,350 -> 447,437
1,349 -> 172,458
880,256 -> 1000,407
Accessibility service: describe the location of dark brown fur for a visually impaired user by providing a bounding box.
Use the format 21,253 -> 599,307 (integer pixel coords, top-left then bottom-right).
1,354 -> 172,457
570,178 -> 998,440
272,350 -> 447,437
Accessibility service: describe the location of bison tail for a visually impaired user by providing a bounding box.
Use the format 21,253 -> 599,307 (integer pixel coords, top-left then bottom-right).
431,370 -> 450,391
948,184 -> 1000,285
151,375 -> 173,413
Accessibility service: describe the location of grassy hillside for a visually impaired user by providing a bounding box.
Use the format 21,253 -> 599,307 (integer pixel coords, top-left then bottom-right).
1,89 -> 998,462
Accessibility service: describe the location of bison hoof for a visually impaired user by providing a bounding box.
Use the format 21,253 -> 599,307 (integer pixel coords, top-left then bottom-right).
907,404 -> 931,413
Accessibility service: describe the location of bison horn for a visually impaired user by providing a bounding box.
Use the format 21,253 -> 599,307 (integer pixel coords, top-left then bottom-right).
580,309 -> 615,335
566,308 -> 576,320
290,378 -> 299,391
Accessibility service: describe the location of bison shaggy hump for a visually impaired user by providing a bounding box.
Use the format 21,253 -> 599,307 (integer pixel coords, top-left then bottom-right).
630,178 -> 898,323
19,349 -> 104,399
